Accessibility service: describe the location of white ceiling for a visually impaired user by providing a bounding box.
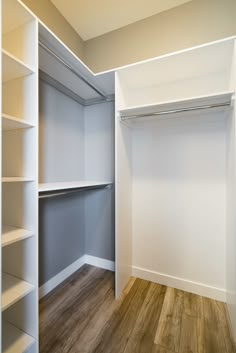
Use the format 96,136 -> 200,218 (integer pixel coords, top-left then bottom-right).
50,0 -> 192,41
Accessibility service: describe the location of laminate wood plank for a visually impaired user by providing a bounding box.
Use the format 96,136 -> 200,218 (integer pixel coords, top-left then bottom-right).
179,314 -> 204,353
40,267 -> 114,353
123,282 -> 166,353
91,278 -> 150,353
203,297 -> 235,353
151,345 -> 175,353
67,277 -> 136,353
154,287 -> 184,352
183,291 -> 203,318
39,268 -> 236,353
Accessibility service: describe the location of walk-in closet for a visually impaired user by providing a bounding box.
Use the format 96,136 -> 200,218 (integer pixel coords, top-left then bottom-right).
1,0 -> 236,352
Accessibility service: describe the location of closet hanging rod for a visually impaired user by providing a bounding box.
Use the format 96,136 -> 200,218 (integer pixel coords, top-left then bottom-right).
39,185 -> 112,199
39,40 -> 108,100
120,101 -> 232,120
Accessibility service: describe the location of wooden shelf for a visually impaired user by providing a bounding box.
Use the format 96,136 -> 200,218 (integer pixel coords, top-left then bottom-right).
2,49 -> 34,83
2,113 -> 35,131
2,177 -> 34,183
2,321 -> 35,353
38,181 -> 112,193
2,226 -> 34,247
2,273 -> 34,312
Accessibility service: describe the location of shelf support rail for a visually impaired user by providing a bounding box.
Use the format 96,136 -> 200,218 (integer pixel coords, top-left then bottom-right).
39,40 -> 109,100
39,184 -> 112,199
120,100 -> 233,121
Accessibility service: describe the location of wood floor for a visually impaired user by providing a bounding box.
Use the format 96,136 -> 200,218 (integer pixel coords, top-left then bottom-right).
39,265 -> 235,353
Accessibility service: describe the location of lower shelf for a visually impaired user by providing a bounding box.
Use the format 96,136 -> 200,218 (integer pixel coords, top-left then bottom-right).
2,273 -> 35,312
2,321 -> 35,353
2,225 -> 34,247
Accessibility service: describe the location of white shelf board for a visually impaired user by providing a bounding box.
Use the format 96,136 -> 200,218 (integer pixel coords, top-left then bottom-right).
2,114 -> 35,131
2,49 -> 34,82
2,321 -> 35,353
2,273 -> 35,312
2,226 -> 34,248
2,0 -> 34,34
2,177 -> 34,183
38,181 -> 112,193
119,92 -> 234,120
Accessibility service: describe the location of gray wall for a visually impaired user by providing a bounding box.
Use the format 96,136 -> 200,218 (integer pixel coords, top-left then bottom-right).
39,81 -> 115,285
84,102 -> 115,261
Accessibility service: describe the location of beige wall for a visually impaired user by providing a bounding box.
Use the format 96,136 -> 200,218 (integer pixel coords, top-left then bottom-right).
20,0 -> 85,61
85,0 -> 236,73
20,0 -> 236,73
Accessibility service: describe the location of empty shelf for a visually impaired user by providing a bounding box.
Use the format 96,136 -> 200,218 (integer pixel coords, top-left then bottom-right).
2,177 -> 34,183
119,91 -> 234,124
2,273 -> 35,312
2,49 -> 34,82
2,321 -> 35,353
2,226 -> 34,247
2,114 -> 35,131
38,181 -> 112,192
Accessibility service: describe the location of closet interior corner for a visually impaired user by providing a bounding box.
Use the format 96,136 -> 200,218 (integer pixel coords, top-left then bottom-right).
1,0 -> 236,351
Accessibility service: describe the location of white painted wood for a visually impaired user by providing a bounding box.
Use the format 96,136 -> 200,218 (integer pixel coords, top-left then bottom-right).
2,49 -> 34,83
2,274 -> 34,312
39,255 -> 86,299
1,2 -> 38,350
2,291 -> 38,343
2,177 -> 34,183
38,23 -> 114,98
2,0 -> 33,35
2,114 -> 35,131
85,255 -> 115,271
226,39 -> 236,341
115,39 -> 236,301
117,38 -> 234,110
2,226 -> 33,247
132,266 -> 226,302
2,321 -> 35,353
39,254 -> 115,299
38,181 -> 111,192
115,74 -> 133,298
119,92 -> 233,125
3,20 -> 37,69
3,74 -> 38,123
2,129 -> 37,179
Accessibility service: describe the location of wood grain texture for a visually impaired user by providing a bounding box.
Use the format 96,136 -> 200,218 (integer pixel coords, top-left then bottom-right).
154,287 -> 184,352
39,266 -> 236,353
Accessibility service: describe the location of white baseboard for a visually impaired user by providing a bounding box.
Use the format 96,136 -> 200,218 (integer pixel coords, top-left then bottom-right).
39,255 -> 115,299
132,266 -> 226,302
85,255 -> 115,272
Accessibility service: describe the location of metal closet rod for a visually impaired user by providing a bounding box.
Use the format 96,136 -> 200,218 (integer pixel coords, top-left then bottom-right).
39,40 -> 108,100
39,185 -> 112,199
120,101 -> 232,120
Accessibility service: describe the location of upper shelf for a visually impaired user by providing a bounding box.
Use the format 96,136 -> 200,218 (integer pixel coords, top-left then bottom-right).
119,92 -> 234,128
2,49 -> 34,83
39,181 -> 112,193
39,24 -> 114,105
117,38 -> 235,111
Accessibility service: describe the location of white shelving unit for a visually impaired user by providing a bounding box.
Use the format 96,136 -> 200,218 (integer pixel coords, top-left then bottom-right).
2,274 -> 35,312
2,321 -> 35,353
2,226 -> 33,248
39,181 -> 112,193
1,0 -> 39,352
2,49 -> 34,83
2,113 -> 35,131
115,37 -> 236,306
